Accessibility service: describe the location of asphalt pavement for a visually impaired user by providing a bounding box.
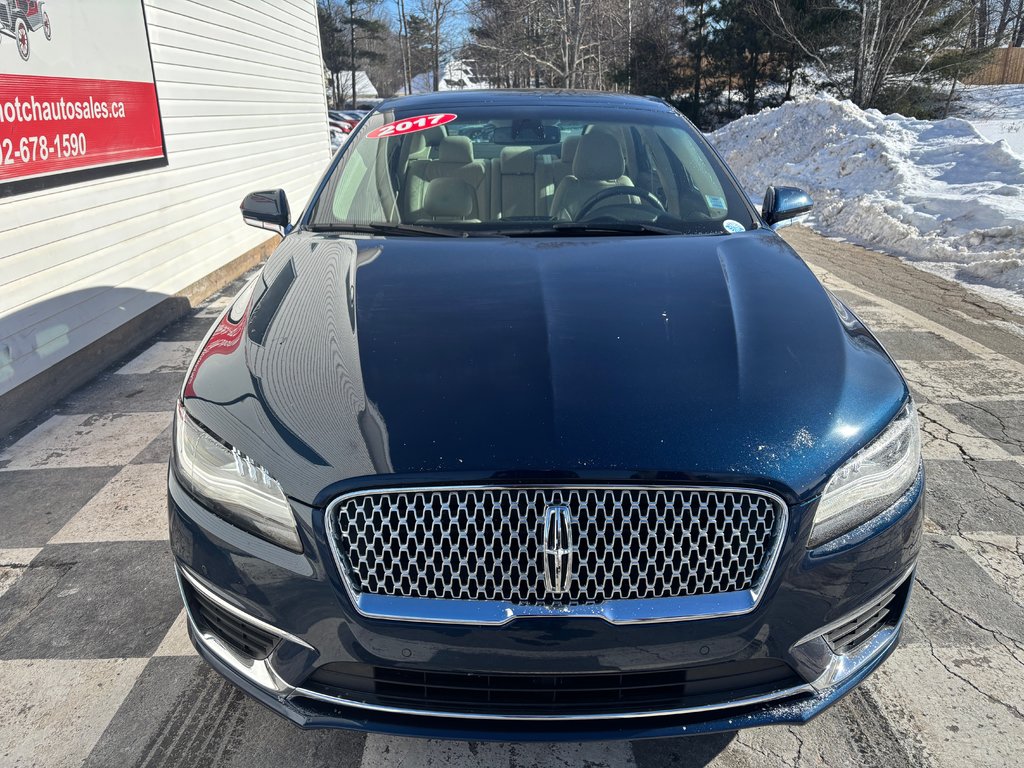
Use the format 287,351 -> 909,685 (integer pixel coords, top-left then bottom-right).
1,225 -> 1022,767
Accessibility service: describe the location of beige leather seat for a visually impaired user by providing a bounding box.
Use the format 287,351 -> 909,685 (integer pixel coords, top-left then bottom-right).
420,177 -> 478,221
536,136 -> 580,215
491,146 -> 540,219
550,136 -> 580,187
400,126 -> 445,165
549,132 -> 633,220
403,136 -> 488,220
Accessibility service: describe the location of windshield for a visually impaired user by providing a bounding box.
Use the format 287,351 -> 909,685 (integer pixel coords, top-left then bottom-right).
308,103 -> 756,236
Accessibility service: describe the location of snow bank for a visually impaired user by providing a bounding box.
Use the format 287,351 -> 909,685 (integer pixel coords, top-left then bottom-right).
710,95 -> 1024,311
957,85 -> 1024,160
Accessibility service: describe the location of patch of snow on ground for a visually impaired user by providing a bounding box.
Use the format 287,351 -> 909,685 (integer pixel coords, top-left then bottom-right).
957,84 -> 1024,159
710,95 -> 1024,312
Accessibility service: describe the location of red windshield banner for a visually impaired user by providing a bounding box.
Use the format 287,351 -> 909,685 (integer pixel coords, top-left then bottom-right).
0,1 -> 165,191
366,113 -> 458,139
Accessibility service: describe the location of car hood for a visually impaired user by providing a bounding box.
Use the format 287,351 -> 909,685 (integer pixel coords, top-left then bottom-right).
184,229 -> 907,506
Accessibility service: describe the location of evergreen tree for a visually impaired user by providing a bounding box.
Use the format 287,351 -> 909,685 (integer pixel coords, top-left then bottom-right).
318,1 -> 387,106
405,13 -> 435,81
677,1 -> 718,128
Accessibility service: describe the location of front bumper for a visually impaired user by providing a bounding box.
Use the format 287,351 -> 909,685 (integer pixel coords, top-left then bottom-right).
186,601 -> 901,741
169,470 -> 923,741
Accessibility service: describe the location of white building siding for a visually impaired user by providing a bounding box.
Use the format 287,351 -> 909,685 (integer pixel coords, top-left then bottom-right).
0,0 -> 330,396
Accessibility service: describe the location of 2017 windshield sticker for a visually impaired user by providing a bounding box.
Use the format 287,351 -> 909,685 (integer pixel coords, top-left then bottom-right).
705,195 -> 727,210
366,113 -> 457,139
723,219 -> 745,233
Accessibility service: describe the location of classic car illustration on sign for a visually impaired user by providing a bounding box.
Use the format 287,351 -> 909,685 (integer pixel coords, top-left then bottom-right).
0,1 -> 50,62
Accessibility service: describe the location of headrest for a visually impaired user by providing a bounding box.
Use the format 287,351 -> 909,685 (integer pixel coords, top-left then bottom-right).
421,126 -> 444,146
438,135 -> 474,163
422,177 -> 475,218
500,146 -> 534,175
406,132 -> 427,157
560,136 -> 580,164
573,132 -> 625,181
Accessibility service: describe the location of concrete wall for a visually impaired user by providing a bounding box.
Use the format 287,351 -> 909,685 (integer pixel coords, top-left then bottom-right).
0,0 -> 330,402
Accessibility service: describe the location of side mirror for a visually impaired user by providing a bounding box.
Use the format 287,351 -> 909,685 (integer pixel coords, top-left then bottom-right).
241,189 -> 290,236
762,186 -> 813,229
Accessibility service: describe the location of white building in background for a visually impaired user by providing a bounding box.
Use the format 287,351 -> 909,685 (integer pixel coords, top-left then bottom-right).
0,0 -> 330,434
399,60 -> 491,95
328,70 -> 380,108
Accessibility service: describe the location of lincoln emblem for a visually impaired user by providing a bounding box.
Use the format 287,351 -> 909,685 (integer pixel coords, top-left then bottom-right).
542,504 -> 575,597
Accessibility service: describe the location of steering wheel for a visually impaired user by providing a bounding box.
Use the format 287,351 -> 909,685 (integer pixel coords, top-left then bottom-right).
575,186 -> 666,220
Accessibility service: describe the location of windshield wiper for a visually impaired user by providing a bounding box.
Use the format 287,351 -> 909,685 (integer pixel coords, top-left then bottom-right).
307,221 -> 682,237
498,222 -> 683,237
306,223 -> 469,237
550,221 -> 682,236
367,223 -> 477,237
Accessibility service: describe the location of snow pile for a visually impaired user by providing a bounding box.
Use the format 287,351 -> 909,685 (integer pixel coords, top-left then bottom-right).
711,95 -> 1024,310
956,84 -> 1024,159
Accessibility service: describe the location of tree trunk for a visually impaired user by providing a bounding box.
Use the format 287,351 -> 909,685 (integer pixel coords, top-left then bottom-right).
348,0 -> 356,108
433,5 -> 440,91
979,0 -> 991,48
398,0 -> 411,94
693,2 -> 706,123
746,52 -> 759,114
785,45 -> 796,101
942,72 -> 959,118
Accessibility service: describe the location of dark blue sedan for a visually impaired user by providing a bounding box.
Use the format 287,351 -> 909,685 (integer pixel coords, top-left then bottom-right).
168,90 -> 923,741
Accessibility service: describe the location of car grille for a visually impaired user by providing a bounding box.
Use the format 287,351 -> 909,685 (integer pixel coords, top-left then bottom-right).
331,486 -> 783,605
304,658 -> 801,716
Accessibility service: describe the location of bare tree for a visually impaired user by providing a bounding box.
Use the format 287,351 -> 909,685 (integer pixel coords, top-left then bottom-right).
416,0 -> 458,90
990,0 -> 1024,45
754,0 -> 938,107
397,0 -> 413,93
319,0 -> 389,105
467,0 -> 632,89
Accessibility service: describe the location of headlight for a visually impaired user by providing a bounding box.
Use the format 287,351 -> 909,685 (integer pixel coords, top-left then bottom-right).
809,402 -> 921,547
172,401 -> 301,552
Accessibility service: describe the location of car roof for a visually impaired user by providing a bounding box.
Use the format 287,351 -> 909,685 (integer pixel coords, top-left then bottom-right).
375,89 -> 674,114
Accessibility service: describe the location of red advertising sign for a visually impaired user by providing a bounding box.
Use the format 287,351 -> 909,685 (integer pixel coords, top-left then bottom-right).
0,1 -> 165,191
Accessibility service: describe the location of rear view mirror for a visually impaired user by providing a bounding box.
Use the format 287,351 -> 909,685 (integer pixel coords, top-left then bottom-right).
762,186 -> 813,229
491,122 -> 561,145
241,189 -> 290,236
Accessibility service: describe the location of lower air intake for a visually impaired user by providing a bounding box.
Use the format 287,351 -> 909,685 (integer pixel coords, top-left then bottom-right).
305,659 -> 802,716
185,581 -> 278,660
825,576 -> 912,656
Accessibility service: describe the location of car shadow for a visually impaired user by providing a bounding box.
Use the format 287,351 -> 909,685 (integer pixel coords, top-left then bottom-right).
630,731 -> 737,765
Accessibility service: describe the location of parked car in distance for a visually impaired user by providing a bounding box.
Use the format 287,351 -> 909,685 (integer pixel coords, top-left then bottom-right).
328,111 -> 369,152
329,110 -> 365,131
328,123 -> 347,153
170,90 -> 923,741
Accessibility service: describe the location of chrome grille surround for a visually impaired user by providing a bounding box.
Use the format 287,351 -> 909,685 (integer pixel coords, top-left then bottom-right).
326,485 -> 788,625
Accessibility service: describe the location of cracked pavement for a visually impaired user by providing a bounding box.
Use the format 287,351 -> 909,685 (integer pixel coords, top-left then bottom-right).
1,226 -> 1022,767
